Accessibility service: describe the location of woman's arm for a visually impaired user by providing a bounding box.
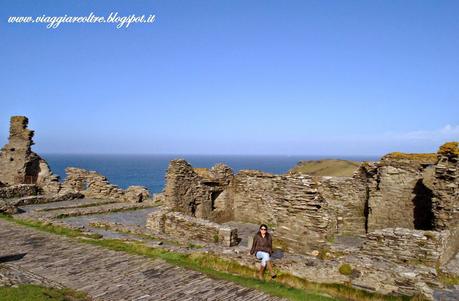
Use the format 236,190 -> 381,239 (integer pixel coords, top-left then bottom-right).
250,235 -> 257,255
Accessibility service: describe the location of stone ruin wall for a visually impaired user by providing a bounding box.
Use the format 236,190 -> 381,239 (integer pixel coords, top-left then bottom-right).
228,171 -> 334,252
0,116 -> 60,195
361,156 -> 437,233
432,146 -> 459,231
318,172 -> 367,235
360,228 -> 450,267
61,167 -> 150,203
164,159 -> 234,222
161,143 -> 458,259
147,209 -> 239,247
0,184 -> 41,199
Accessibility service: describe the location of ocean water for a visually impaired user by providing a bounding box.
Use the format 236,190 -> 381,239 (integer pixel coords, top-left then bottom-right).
42,154 -> 378,194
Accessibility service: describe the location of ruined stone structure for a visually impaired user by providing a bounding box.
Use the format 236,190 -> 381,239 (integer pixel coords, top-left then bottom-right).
0,184 -> 41,199
0,116 -> 150,203
0,116 -> 60,194
147,209 -> 239,247
159,143 -> 459,260
164,160 -> 234,221
61,167 -> 150,203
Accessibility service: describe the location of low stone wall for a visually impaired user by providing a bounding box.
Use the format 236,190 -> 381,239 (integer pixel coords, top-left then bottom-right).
147,210 -> 239,247
61,167 -> 149,202
360,228 -> 450,267
0,184 -> 41,199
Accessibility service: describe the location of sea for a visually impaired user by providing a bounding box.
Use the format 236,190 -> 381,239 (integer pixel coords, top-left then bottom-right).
42,154 -> 378,194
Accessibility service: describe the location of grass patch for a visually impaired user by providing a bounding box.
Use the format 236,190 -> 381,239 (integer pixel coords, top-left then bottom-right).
0,214 -> 419,301
339,264 -> 353,276
438,272 -> 459,286
289,159 -> 360,177
187,242 -> 204,249
0,214 -> 102,239
0,284 -> 90,301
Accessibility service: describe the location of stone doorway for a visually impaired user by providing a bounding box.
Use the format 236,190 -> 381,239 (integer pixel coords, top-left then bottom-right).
412,179 -> 434,230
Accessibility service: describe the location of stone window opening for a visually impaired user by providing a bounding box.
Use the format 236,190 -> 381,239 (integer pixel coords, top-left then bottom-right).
412,179 -> 434,230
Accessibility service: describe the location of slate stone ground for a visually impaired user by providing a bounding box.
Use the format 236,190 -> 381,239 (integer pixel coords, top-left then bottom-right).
0,219 -> 286,301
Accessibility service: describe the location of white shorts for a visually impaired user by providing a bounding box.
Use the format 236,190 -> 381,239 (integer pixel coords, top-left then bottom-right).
256,251 -> 270,267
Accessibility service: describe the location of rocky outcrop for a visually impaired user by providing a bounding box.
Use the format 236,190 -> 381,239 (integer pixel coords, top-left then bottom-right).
0,116 -> 60,194
61,167 -> 149,202
147,209 -> 239,247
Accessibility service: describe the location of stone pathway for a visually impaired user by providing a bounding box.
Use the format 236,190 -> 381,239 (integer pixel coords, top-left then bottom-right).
0,219 -> 286,301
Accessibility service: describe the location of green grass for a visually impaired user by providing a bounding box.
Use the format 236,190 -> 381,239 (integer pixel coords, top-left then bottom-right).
0,214 -> 421,301
289,160 -> 360,177
0,284 -> 90,301
339,264 -> 353,276
0,214 -> 102,239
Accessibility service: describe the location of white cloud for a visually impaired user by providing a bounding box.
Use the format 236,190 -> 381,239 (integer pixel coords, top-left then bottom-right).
385,125 -> 459,141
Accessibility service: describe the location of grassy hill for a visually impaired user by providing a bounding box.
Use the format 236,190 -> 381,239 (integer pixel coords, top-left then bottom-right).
288,159 -> 361,177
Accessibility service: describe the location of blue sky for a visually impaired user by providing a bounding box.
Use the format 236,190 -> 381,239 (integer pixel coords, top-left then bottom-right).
0,0 -> 458,156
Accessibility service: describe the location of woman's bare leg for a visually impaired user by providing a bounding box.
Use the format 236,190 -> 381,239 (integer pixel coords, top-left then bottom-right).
258,265 -> 265,280
267,261 -> 276,277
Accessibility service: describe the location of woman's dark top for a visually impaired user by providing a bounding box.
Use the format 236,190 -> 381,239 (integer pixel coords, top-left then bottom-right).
250,233 -> 272,255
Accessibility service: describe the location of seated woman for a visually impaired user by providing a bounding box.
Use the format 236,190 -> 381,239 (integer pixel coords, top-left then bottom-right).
249,224 -> 276,280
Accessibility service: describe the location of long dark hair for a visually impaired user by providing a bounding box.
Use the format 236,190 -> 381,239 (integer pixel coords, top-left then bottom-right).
257,224 -> 270,237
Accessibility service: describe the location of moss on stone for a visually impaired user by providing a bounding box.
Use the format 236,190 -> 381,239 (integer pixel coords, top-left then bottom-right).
438,142 -> 459,157
384,152 -> 437,164
339,263 -> 353,275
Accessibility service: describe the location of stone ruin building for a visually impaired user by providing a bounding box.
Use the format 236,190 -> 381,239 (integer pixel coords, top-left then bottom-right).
147,142 -> 458,298
0,116 -> 149,208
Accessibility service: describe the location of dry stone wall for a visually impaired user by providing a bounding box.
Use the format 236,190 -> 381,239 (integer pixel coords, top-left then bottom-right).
360,156 -> 437,232
164,159 -> 234,222
319,172 -> 367,235
230,170 -> 333,252
360,228 -> 450,267
0,184 -> 41,199
432,144 -> 459,231
147,210 -> 239,246
61,167 -> 149,202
